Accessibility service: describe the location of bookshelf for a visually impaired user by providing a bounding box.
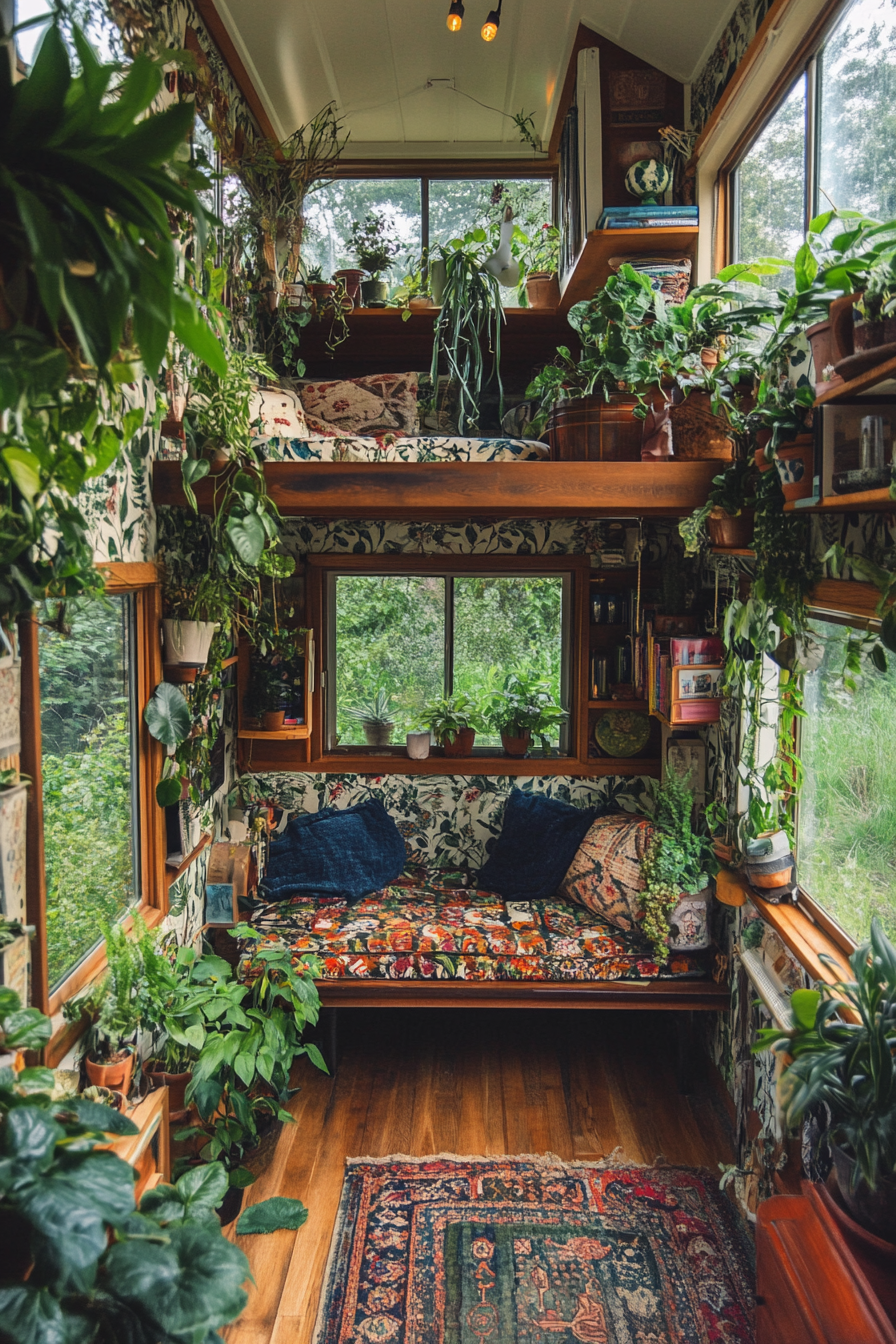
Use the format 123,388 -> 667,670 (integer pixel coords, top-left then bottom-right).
586,569 -> 660,767
646,630 -> 724,727
559,227 -> 699,313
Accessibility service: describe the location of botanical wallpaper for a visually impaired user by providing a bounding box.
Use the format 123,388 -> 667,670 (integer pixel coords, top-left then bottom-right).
690,0 -> 776,133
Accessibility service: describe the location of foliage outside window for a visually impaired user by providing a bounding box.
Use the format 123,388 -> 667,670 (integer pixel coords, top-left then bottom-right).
331,573 -> 566,749
734,77 -> 807,292
39,597 -> 139,988
798,617 -> 896,943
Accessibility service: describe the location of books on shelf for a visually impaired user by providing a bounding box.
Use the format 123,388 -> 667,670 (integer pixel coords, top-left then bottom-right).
647,627 -> 724,724
597,205 -> 698,230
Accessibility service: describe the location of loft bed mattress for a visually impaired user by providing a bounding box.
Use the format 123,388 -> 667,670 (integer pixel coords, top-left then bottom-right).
248,865 -> 709,984
263,435 -> 550,463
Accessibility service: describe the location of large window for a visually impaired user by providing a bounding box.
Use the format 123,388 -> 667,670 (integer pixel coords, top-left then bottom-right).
797,617 -> 896,944
733,0 -> 896,266
327,569 -> 568,752
302,176 -> 552,283
39,596 -> 140,989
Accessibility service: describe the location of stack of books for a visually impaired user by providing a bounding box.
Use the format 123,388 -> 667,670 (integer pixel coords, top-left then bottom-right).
647,631 -> 724,724
597,205 -> 698,230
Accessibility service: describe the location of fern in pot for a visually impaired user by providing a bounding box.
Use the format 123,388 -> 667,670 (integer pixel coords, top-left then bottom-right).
640,773 -> 719,963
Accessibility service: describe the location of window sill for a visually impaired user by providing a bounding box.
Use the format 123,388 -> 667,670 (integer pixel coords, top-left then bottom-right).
312,753 -> 659,776
749,893 -> 855,993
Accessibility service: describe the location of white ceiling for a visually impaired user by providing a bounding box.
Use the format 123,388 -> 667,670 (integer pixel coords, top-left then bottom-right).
213,0 -> 741,155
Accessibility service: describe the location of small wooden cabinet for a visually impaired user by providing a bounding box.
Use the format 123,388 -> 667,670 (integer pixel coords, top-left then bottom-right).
109,1087 -> 171,1201
756,1183 -> 896,1344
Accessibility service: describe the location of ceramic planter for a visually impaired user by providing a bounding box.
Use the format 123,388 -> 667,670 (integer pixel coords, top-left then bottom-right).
442,727 -> 475,757
362,721 -> 394,747
525,272 -> 561,309
775,436 -> 814,502
162,619 -> 218,668
707,508 -> 754,549
360,278 -> 389,308
262,710 -> 286,732
501,729 -> 531,758
406,730 -> 431,760
333,268 -> 364,301
667,887 -> 711,951
744,829 -> 794,892
669,391 -> 734,461
85,1047 -> 135,1099
820,1169 -> 896,1319
146,1063 -> 192,1112
0,784 -> 28,926
283,280 -> 308,309
831,1144 -> 896,1244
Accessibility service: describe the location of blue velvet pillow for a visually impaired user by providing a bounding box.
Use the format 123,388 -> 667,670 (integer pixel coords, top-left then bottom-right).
261,799 -> 407,902
477,789 -> 603,901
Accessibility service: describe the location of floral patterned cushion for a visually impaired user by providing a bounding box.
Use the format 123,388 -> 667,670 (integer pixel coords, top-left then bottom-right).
558,811 -> 657,932
298,373 -> 419,435
248,866 -> 708,983
270,435 -> 550,463
249,384 -> 308,438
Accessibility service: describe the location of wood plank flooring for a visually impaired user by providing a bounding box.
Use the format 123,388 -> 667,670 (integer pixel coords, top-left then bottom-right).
223,1007 -> 736,1344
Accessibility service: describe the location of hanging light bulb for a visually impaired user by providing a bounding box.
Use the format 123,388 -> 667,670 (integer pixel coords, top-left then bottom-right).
446,0 -> 464,31
481,0 -> 501,40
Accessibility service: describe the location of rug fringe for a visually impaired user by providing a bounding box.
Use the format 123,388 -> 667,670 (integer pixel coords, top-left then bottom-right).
344,1148 -> 651,1170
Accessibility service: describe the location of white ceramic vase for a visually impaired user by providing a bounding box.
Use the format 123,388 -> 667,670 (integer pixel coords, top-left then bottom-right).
406,731 -> 431,760
667,887 -> 711,951
162,619 -> 218,667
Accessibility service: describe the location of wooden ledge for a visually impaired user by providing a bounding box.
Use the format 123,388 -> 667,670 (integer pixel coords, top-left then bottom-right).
312,754 -> 659,777
317,978 -> 729,1011
153,461 -> 720,521
750,894 -> 854,992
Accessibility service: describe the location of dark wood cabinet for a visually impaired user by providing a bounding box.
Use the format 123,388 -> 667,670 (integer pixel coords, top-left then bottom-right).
756,1183 -> 896,1344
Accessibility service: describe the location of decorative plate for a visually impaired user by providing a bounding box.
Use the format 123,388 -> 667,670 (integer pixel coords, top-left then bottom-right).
594,710 -> 650,758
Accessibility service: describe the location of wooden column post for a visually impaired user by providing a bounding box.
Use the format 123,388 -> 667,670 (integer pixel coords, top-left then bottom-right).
18,613 -> 48,1014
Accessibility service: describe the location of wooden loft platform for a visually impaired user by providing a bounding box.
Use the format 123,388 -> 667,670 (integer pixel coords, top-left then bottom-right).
560,227 -> 700,313
152,461 -> 719,520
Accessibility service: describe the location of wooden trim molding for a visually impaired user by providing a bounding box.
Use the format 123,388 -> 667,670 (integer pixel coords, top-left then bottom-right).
188,3 -> 280,143
807,578 -> 882,623
18,614 -> 49,1015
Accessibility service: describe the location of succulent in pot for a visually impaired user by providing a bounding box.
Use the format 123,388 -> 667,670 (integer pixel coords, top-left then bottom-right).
344,689 -> 396,746
422,691 -> 480,757
754,917 -> 896,1244
484,671 -> 567,757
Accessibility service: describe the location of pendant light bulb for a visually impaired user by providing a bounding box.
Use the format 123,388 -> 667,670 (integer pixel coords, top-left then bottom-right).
481,2 -> 501,40
446,0 -> 464,31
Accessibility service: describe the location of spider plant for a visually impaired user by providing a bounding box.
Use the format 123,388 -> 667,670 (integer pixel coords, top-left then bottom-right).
430,235 -> 505,434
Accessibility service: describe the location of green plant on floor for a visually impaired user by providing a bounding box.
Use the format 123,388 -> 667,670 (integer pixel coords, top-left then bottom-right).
0,987 -> 308,1341
754,918 -> 896,1196
0,22 -> 226,624
483,671 -> 567,752
430,232 -> 506,434
421,690 -> 482,746
640,773 -> 718,964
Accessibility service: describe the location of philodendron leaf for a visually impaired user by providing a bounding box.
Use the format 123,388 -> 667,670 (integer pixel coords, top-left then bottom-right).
0,1286 -> 70,1344
63,1100 -> 139,1136
156,775 -> 184,807
144,683 -> 191,748
226,512 -> 265,565
235,1196 -> 308,1235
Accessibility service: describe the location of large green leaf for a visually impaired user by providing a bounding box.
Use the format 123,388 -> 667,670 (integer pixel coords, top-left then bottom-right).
144,682 -> 191,748
172,291 -> 228,379
105,1222 -> 249,1336
1,448 -> 42,501
0,1286 -> 79,1344
236,1196 -> 309,1236
155,775 -> 183,808
63,1100 -> 139,1137
226,513 -> 266,566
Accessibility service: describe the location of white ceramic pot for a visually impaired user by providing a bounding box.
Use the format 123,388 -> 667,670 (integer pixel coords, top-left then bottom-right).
162,620 -> 218,668
667,887 -> 711,951
406,731 -> 431,760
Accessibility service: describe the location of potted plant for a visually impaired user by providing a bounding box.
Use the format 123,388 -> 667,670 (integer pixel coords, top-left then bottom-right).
484,671 -> 567,757
639,772 -> 719,963
245,659 -> 290,731
755,918 -> 896,1248
422,691 -> 480,757
305,264 -> 337,308
520,223 -> 561,308
679,458 -> 758,555
64,921 -> 153,1098
430,232 -> 507,433
390,253 -> 435,319
344,689 -> 396,746
853,252 -> 896,350
350,212 -> 399,307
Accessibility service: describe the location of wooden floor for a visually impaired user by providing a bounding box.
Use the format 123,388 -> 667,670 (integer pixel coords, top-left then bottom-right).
224,1007 -> 736,1344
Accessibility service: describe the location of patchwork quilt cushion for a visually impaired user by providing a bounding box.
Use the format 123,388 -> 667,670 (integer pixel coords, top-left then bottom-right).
248,866 -> 708,982
558,810 -> 657,932
478,789 -> 604,901
298,373 -> 419,435
261,799 -> 406,903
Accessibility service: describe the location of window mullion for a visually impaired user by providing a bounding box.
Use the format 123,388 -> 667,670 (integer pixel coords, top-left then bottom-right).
445,575 -> 454,696
421,177 -> 430,266
805,58 -> 819,228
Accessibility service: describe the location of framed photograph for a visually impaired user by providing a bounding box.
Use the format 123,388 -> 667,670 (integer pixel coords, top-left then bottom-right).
674,664 -> 724,700
205,882 -> 239,927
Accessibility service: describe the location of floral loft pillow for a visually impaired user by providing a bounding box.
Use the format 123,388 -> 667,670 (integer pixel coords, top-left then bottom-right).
299,373 -> 419,436
558,811 -> 657,932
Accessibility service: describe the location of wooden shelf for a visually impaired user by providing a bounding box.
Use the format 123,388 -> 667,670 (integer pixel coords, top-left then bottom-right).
238,725 -> 310,740
710,546 -> 756,556
783,486 -> 895,513
162,663 -> 197,684
165,831 -> 212,886
815,353 -> 896,404
153,461 -> 720,521
312,753 -> 659,777
560,227 -> 699,312
588,699 -> 648,711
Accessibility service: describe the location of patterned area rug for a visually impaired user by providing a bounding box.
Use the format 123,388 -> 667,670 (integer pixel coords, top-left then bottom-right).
314,1155 -> 755,1344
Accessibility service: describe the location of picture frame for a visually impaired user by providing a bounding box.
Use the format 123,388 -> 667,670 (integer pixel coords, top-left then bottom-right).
674,664 -> 724,700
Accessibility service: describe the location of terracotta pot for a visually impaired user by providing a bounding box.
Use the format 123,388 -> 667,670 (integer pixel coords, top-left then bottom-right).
146,1063 -> 193,1113
85,1048 -> 135,1098
309,281 -> 336,310
854,315 -> 896,350
360,278 -> 389,308
263,710 -> 286,731
699,347 -> 719,369
707,508 -> 754,549
806,318 -> 843,394
525,272 -> 561,309
749,865 -> 794,890
548,395 -> 642,462
407,295 -> 435,310
501,729 -> 531,758
333,268 -> 364,301
821,1170 -> 896,1322
829,292 -> 861,365
669,391 -> 734,461
442,727 -> 475,758
775,436 -> 814,502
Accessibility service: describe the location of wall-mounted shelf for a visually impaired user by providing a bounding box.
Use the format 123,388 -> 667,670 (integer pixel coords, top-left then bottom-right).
237,725 -> 310,740
560,227 -> 699,313
710,546 -> 756,557
588,699 -> 648,711
165,831 -> 212,887
815,353 -> 896,404
783,487 -> 895,513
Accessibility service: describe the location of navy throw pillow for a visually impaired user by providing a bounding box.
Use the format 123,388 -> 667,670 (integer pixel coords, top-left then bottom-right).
262,799 -> 406,902
477,789 -> 604,901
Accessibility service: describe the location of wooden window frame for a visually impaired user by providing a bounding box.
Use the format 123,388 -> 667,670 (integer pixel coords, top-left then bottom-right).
19,562 -> 167,1039
306,553 -> 592,772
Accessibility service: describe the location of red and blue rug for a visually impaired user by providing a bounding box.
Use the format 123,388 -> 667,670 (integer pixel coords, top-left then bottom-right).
314,1155 -> 755,1343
